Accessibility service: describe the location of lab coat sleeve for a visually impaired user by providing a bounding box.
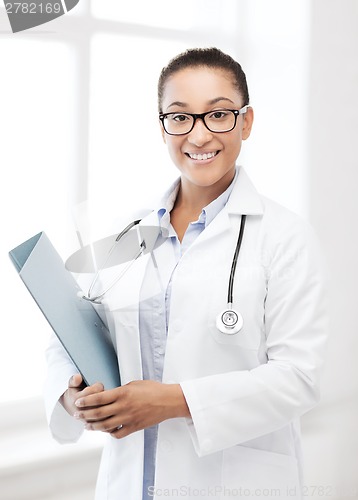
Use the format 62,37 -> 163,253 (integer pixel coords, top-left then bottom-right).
180,219 -> 328,457
43,332 -> 85,444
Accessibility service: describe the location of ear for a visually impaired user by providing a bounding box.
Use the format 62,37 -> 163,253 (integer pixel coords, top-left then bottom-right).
242,106 -> 254,140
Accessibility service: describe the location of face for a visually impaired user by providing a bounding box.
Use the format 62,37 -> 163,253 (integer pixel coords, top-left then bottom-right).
160,66 -> 254,192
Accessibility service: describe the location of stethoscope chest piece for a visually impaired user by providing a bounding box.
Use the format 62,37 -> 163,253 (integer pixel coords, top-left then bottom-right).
216,308 -> 244,335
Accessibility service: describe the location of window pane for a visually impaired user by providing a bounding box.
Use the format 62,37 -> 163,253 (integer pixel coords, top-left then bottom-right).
91,0 -> 192,29
87,35 -> 187,239
0,40 -> 77,403
91,0 -> 240,32
238,0 -> 310,216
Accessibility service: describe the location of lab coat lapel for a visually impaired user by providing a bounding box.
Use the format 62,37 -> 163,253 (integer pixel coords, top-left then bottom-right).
139,210 -> 177,297
226,166 -> 264,216
103,252 -> 151,385
182,166 -> 265,248
110,209 -> 170,384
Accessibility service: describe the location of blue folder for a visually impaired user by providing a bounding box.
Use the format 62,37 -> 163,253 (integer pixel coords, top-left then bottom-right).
9,232 -> 121,389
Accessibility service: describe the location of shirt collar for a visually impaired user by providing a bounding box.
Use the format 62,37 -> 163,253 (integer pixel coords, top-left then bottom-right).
157,181 -> 180,234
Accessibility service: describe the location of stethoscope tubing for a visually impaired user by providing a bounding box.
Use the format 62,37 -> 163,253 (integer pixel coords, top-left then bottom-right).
227,215 -> 246,305
84,220 -> 143,303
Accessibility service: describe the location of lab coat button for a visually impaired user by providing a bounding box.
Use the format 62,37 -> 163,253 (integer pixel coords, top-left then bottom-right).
202,439 -> 212,453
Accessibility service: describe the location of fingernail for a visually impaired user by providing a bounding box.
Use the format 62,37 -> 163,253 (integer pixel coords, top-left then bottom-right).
73,412 -> 81,419
75,399 -> 83,407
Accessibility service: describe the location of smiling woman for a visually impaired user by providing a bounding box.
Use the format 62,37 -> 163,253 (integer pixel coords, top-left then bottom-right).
159,64 -> 254,231
2,2 -> 339,500
44,47 -> 327,500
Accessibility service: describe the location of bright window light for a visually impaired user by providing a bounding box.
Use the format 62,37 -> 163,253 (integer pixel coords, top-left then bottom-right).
1,40 -> 76,403
86,34 -> 187,241
91,0 -> 192,29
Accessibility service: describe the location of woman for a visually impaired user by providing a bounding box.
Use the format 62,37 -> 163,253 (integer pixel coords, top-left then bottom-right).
45,48 -> 327,499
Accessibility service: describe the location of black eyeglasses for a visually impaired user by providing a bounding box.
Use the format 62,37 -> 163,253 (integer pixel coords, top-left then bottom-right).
159,105 -> 249,136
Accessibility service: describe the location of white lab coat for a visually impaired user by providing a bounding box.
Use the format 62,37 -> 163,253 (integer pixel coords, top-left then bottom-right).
44,167 -> 327,500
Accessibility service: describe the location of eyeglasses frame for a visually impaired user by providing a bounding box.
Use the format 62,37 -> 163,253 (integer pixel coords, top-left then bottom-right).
159,105 -> 249,136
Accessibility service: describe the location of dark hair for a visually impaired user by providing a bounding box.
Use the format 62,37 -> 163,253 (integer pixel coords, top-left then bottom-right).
158,47 -> 249,112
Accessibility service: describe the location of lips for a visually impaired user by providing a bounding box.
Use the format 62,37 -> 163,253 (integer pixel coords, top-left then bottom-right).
186,151 -> 219,161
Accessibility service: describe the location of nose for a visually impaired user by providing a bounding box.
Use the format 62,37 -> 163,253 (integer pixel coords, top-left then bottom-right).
187,118 -> 213,147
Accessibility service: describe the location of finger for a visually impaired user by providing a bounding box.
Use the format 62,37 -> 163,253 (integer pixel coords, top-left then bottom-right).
76,382 -> 104,400
75,387 -> 117,409
68,373 -> 84,389
110,424 -> 133,439
84,415 -> 121,432
74,405 -> 115,423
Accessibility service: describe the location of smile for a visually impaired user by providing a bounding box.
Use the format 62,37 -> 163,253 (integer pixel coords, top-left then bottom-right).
186,151 -> 219,161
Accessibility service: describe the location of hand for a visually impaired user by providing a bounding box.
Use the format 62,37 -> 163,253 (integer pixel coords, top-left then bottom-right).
73,380 -> 190,439
60,374 -> 103,417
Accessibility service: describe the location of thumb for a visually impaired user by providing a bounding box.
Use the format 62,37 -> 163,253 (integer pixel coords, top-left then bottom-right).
69,373 -> 83,388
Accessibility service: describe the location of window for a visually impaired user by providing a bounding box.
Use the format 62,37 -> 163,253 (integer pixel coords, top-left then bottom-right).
1,0 -> 309,404
1,39 -> 77,403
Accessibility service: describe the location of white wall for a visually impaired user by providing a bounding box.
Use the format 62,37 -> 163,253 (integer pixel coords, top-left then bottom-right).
301,1 -> 358,497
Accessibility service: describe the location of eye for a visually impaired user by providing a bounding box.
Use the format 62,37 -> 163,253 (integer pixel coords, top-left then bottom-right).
209,110 -> 229,120
170,113 -> 191,122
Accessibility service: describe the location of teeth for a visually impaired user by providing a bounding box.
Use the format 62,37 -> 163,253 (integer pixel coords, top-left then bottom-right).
188,151 -> 217,160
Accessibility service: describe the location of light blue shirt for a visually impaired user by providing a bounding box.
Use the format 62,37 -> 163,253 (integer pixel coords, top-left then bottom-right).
139,170 -> 237,500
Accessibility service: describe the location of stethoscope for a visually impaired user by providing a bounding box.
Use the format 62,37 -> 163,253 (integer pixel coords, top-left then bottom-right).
79,220 -> 144,304
79,215 -> 247,335
216,214 -> 246,335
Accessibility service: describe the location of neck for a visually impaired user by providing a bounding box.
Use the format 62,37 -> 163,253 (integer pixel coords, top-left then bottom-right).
175,169 -> 235,213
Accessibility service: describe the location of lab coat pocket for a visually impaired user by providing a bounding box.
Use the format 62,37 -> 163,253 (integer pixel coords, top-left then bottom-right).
222,445 -> 301,499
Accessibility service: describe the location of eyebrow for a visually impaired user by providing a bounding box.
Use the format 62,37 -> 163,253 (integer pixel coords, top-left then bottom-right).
166,96 -> 235,110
